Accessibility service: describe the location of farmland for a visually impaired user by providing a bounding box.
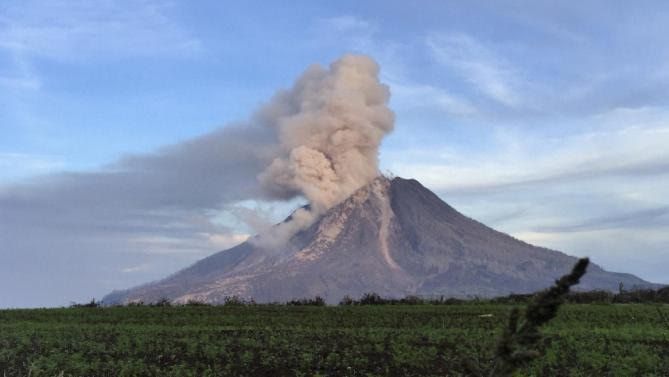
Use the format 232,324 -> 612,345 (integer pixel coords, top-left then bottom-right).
1,303 -> 668,376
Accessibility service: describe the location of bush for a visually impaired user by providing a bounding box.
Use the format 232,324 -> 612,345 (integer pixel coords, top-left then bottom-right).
223,296 -> 255,306
150,298 -> 172,307
566,290 -> 613,304
358,293 -> 384,305
613,287 -> 669,304
492,294 -> 534,304
287,296 -> 326,306
184,299 -> 210,306
70,299 -> 101,308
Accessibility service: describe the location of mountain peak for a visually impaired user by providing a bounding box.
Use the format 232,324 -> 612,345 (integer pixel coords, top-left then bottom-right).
104,176 -> 656,304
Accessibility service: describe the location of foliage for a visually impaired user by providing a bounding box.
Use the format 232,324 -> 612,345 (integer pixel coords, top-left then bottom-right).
184,299 -> 211,307
1,301 -> 668,376
69,299 -> 101,308
223,296 -> 255,306
150,298 -> 173,307
339,294 -> 466,306
4,260 -> 669,376
489,258 -> 589,377
332,282 -> 669,306
286,296 -> 325,306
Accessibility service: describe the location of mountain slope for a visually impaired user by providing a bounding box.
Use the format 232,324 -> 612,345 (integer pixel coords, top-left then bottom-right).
104,177 -> 655,304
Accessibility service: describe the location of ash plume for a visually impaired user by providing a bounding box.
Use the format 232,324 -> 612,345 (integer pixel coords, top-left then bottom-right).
257,55 -> 394,212
253,54 -> 394,243
0,54 -> 394,287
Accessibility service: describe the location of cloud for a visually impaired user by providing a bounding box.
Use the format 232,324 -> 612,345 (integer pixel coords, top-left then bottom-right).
121,263 -> 152,274
423,23 -> 669,119
0,0 -> 201,61
0,153 -> 65,180
312,6 -> 669,123
315,15 -> 378,50
434,172 -> 669,285
314,17 -> 482,119
510,227 -> 669,285
417,155 -> 669,195
388,81 -> 479,117
533,206 -> 669,233
427,33 -> 523,107
321,15 -> 374,34
391,107 -> 669,194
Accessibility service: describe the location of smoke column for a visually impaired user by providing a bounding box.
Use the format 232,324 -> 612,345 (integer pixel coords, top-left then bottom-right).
253,54 -> 395,243
0,54 -> 395,257
0,54 -> 394,305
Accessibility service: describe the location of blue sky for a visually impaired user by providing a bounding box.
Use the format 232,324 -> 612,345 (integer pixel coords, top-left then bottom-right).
1,1 -> 668,307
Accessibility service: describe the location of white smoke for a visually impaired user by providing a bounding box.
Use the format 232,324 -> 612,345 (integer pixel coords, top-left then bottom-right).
251,54 -> 395,245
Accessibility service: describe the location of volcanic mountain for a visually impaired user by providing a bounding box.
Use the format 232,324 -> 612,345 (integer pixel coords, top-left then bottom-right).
104,177 -> 654,304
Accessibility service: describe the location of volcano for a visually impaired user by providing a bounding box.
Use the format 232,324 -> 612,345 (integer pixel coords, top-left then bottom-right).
104,177 -> 654,304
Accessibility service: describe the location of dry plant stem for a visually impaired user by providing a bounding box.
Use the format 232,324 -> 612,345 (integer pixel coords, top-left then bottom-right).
489,258 -> 590,377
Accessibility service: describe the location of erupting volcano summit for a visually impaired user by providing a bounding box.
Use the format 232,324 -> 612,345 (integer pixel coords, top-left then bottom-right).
105,176 -> 653,304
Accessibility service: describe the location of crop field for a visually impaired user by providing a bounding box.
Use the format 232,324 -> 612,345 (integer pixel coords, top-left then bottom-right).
1,303 -> 668,376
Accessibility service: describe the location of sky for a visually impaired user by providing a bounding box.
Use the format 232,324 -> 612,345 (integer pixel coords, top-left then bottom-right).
1,0 -> 668,308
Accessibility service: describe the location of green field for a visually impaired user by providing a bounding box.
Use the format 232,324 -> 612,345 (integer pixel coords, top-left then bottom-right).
1,304 -> 668,376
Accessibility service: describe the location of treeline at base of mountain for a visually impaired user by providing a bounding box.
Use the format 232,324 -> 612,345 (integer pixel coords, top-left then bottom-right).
75,284 -> 669,308
10,261 -> 665,377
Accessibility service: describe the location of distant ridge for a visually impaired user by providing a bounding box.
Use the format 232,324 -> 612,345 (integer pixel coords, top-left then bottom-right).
105,177 -> 656,304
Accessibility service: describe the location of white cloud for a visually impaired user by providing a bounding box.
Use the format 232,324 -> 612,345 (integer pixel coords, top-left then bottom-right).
0,152 -> 65,181
392,107 -> 669,193
121,263 -> 152,273
321,15 -> 374,34
513,228 -> 669,284
314,15 -> 379,53
0,0 -> 201,61
427,33 -> 523,107
316,17 -> 481,119
389,80 -> 479,116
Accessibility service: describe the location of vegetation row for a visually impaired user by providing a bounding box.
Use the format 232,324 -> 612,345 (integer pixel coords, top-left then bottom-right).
75,283 -> 669,308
